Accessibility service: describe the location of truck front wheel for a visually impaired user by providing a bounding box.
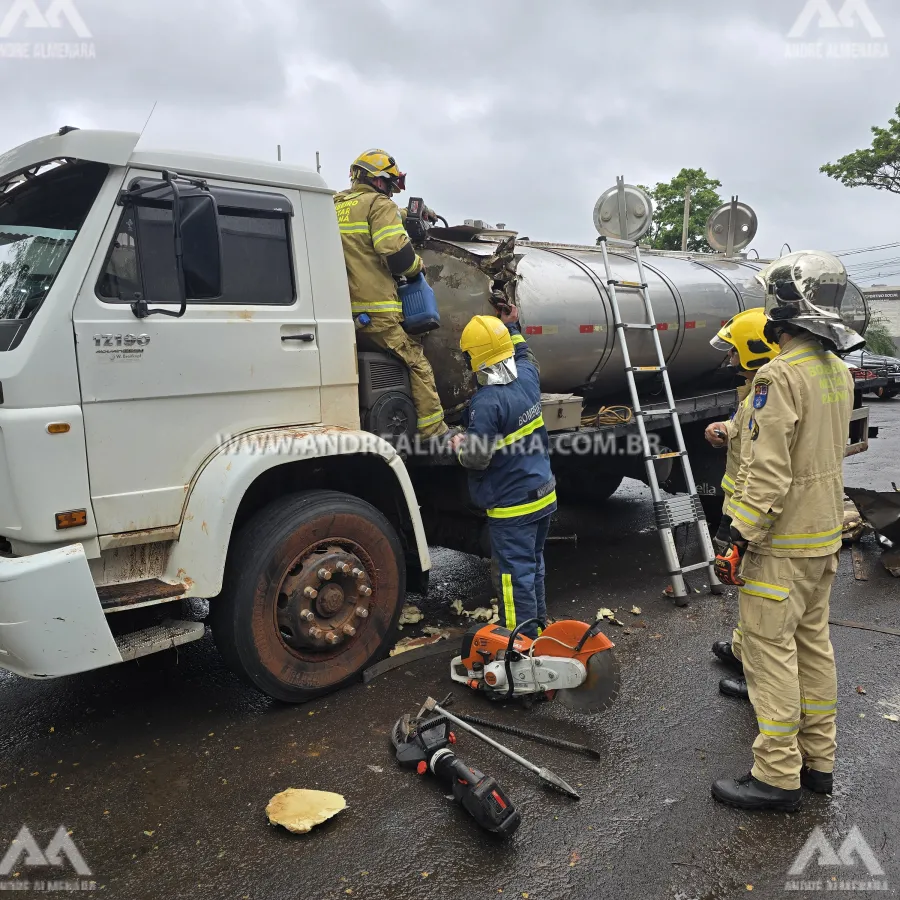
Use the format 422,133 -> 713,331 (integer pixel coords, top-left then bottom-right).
211,490 -> 405,702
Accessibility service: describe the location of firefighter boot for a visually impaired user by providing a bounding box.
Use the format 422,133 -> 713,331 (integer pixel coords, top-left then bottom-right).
712,773 -> 802,812
719,675 -> 750,700
712,641 -> 744,674
800,766 -> 833,795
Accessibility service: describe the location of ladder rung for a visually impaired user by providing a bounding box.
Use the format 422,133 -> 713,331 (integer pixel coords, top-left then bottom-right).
628,366 -> 664,373
649,451 -> 685,461
597,236 -> 637,249
679,561 -> 712,574
635,408 -> 675,418
608,279 -> 648,289
616,322 -> 655,331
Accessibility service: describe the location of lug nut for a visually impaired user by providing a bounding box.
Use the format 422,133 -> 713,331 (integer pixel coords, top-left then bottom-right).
318,568 -> 332,581
359,585 -> 373,597
352,568 -> 365,579
325,631 -> 341,645
300,609 -> 315,621
342,624 -> 357,637
309,626 -> 324,639
304,586 -> 318,599
355,607 -> 369,619
337,562 -> 352,575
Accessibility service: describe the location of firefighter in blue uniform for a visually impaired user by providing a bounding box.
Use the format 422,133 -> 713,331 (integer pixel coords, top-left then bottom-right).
449,305 -> 557,638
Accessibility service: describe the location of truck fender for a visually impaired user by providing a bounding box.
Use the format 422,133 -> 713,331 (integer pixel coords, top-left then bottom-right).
163,427 -> 431,597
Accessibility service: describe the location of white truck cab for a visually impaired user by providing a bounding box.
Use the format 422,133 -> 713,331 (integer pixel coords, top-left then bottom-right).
0,127 -> 430,701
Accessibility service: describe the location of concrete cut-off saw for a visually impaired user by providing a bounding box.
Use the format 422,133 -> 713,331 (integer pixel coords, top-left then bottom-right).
450,617 -> 621,713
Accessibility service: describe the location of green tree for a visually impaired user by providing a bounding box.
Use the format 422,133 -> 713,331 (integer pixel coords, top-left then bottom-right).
820,102 -> 900,194
864,316 -> 897,355
597,168 -> 723,252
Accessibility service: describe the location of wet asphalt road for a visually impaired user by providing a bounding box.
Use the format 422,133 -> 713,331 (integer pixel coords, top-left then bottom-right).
1,401 -> 899,900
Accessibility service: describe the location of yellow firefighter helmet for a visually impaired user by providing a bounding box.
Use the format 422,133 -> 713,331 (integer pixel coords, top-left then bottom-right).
460,315 -> 514,371
350,149 -> 406,193
710,308 -> 780,371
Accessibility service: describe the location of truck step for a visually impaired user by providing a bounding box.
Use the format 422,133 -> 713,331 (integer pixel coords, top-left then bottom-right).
98,578 -> 187,612
115,619 -> 206,661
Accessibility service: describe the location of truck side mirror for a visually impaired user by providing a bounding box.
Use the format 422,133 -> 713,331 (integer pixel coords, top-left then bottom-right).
123,172 -> 223,319
180,192 -> 223,299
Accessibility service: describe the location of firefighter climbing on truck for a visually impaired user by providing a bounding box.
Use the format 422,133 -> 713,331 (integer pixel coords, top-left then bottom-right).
334,149 -> 449,438
704,308 -> 780,701
450,306 -> 557,639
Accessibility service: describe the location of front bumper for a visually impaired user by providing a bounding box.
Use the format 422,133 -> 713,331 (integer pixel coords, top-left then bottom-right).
0,543 -> 122,678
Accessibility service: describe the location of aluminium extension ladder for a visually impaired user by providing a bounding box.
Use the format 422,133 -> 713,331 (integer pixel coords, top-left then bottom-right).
597,235 -> 722,602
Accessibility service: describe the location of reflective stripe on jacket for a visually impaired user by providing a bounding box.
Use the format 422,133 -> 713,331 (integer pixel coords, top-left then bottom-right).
729,336 -> 854,557
333,183 -> 423,314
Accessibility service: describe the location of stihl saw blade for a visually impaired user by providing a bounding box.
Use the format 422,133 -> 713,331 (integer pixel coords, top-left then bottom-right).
555,648 -> 621,714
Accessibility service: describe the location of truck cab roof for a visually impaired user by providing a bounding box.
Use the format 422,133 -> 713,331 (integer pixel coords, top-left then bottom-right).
0,127 -> 332,195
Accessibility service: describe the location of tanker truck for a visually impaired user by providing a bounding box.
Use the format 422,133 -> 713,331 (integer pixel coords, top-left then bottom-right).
0,128 -> 872,702
361,220 -> 873,557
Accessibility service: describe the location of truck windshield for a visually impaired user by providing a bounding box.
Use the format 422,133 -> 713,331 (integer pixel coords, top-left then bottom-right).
0,160 -> 108,351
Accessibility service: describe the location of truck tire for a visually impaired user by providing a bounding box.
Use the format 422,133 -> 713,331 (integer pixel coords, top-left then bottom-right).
556,472 -> 624,506
210,490 -> 405,703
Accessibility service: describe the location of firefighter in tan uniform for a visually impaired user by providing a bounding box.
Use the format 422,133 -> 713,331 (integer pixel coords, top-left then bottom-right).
334,149 -> 448,438
703,309 -> 779,701
711,251 -> 864,812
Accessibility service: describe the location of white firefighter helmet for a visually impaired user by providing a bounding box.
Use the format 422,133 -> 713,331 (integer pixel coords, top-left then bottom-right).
753,250 -> 865,353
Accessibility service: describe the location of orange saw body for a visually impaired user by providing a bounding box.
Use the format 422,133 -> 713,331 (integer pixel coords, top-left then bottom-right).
450,620 -> 621,713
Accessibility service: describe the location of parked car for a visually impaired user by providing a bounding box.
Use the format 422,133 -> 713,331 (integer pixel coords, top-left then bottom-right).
844,350 -> 900,399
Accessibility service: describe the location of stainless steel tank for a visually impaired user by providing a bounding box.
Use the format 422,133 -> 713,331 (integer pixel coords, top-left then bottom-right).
421,236 -> 870,407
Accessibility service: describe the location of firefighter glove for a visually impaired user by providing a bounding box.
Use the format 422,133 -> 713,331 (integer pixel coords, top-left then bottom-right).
714,542 -> 745,586
714,514 -> 733,554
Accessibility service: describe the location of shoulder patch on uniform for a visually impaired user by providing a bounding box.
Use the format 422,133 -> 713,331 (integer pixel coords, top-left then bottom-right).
751,421 -> 760,441
753,379 -> 770,410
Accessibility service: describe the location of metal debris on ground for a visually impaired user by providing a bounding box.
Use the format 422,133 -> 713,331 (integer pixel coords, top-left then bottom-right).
265,788 -> 346,834
399,604 -> 424,625
630,606 -> 642,615
883,715 -> 899,723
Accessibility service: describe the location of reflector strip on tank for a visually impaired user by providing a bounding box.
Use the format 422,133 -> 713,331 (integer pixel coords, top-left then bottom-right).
525,325 -> 559,335
684,320 -> 708,329
579,325 -> 607,333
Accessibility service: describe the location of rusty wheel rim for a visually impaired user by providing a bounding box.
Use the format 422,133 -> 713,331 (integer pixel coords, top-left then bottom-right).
273,539 -> 376,660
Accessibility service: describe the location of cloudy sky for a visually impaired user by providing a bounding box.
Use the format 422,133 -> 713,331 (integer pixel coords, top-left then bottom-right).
1,0 -> 899,280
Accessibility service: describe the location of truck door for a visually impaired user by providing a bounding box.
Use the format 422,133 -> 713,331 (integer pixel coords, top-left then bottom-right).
72,173 -> 322,536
